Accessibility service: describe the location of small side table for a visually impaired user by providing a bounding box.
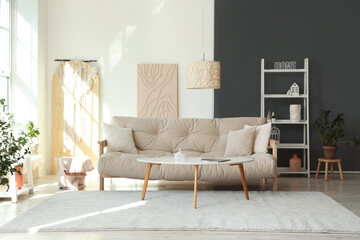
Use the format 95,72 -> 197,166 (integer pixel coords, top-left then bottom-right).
315,158 -> 343,181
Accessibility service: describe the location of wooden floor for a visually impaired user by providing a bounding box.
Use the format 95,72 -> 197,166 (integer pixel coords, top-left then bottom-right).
1,172 -> 360,240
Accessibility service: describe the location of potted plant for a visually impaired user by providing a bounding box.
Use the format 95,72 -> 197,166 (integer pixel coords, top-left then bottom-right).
27,121 -> 40,155
0,99 -> 30,190
313,110 -> 360,159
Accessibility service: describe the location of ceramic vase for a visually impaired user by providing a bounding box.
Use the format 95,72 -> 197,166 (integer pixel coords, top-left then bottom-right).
290,104 -> 301,122
290,154 -> 301,172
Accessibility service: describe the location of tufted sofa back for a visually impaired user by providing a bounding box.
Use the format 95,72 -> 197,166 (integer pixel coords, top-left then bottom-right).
111,116 -> 266,157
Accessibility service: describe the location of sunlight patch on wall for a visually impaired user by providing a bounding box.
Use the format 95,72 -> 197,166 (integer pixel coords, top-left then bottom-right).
109,32 -> 123,71
16,12 -> 31,50
13,10 -> 38,124
125,26 -> 138,42
152,0 -> 165,15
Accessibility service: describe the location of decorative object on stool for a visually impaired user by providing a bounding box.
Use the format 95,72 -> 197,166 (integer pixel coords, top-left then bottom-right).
290,154 -> 301,172
15,164 -> 24,190
271,126 -> 280,142
315,158 -> 344,181
290,83 -> 300,96
313,110 -> 360,159
56,157 -> 94,190
290,104 -> 301,122
322,146 -> 337,159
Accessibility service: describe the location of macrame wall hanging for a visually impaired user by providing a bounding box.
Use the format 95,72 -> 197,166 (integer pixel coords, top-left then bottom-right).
51,60 -> 99,174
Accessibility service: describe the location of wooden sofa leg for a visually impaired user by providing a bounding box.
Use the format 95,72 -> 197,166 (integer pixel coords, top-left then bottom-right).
100,174 -> 104,191
272,176 -> 278,191
263,178 -> 267,185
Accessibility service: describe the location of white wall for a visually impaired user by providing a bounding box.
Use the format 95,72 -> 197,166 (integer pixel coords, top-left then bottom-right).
45,0 -> 215,171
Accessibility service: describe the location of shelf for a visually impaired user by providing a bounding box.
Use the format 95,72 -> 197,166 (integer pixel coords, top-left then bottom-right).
264,69 -> 307,73
261,58 -> 310,178
271,120 -> 308,124
277,143 -> 309,149
264,94 -> 308,98
277,167 -> 308,174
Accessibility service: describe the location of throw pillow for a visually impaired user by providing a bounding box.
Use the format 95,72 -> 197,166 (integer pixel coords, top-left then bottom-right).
224,127 -> 256,157
244,123 -> 271,153
103,123 -> 138,154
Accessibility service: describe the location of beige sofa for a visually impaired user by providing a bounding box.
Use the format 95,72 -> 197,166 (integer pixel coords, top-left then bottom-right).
98,116 -> 278,191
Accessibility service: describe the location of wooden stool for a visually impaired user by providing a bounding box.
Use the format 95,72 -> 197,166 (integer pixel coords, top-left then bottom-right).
315,158 -> 343,181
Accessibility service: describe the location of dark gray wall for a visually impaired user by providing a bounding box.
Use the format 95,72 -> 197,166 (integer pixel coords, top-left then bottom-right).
214,0 -> 360,170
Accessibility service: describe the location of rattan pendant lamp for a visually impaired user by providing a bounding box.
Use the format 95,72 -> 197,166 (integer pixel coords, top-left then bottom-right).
185,0 -> 221,89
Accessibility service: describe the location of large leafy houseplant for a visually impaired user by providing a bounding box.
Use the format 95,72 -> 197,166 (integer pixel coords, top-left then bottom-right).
312,110 -> 360,158
0,99 -> 31,190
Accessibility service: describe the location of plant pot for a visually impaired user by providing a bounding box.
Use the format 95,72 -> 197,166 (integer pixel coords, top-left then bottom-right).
290,154 -> 301,172
15,165 -> 24,190
30,143 -> 39,155
323,146 -> 337,159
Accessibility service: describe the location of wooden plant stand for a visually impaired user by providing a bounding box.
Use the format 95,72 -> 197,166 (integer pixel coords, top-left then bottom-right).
315,158 -> 343,181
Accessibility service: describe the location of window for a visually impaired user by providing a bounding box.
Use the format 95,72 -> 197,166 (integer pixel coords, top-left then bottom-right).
0,0 -> 11,104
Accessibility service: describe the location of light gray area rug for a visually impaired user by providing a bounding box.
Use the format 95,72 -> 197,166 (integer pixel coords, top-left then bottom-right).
1,191 -> 360,233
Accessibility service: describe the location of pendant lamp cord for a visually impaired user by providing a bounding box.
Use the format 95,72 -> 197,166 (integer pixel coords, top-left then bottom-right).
202,0 -> 205,60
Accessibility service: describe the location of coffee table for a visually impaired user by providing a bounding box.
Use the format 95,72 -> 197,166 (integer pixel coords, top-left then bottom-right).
137,156 -> 254,209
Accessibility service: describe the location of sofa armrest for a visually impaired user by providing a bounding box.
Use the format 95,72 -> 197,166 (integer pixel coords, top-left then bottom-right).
269,139 -> 279,163
98,140 -> 107,157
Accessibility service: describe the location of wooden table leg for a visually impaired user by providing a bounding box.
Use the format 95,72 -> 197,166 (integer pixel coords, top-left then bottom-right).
325,162 -> 329,181
338,162 -> 344,181
194,165 -> 198,209
141,163 -> 152,200
238,163 -> 249,200
331,163 -> 334,177
315,161 -> 321,179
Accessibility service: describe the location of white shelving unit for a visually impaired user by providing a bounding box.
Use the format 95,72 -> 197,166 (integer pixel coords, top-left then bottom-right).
261,58 -> 310,178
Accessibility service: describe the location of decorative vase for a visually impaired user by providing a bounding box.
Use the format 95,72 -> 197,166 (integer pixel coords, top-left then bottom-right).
30,143 -> 39,155
289,154 -> 301,172
266,111 -> 272,123
290,104 -> 301,122
323,146 -> 337,159
174,149 -> 185,162
15,165 -> 24,190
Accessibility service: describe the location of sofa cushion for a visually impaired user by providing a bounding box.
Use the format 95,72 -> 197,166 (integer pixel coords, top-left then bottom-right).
245,123 -> 271,153
103,123 -> 138,154
98,152 -> 160,179
224,127 -> 256,157
98,152 -> 276,182
111,116 -> 267,156
199,153 -> 276,182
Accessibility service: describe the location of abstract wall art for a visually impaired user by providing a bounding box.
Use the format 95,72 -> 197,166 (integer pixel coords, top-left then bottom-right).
137,64 -> 178,118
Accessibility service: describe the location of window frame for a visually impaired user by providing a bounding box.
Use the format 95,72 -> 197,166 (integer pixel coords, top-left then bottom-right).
0,0 -> 12,106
